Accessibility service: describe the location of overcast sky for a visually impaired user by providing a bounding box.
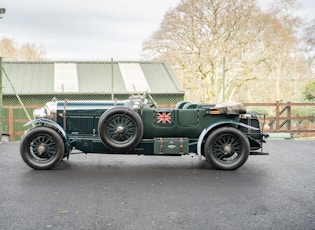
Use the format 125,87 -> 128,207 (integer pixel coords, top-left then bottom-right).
1,0 -> 314,60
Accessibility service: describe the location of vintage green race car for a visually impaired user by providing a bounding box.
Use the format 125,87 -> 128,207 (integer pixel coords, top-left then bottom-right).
20,94 -> 268,170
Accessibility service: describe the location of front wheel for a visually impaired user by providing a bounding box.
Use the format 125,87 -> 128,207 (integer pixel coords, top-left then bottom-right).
204,127 -> 250,170
20,127 -> 65,170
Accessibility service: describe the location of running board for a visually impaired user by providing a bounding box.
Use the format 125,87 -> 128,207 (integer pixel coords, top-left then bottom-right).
250,151 -> 269,155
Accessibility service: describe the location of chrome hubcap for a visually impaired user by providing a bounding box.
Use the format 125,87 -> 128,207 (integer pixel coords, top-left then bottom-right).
223,144 -> 232,155
37,144 -> 46,155
116,126 -> 124,134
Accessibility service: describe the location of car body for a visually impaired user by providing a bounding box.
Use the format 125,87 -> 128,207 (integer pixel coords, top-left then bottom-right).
20,94 -> 268,170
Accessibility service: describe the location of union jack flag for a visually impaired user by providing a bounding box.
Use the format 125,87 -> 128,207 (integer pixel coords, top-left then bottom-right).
157,112 -> 172,124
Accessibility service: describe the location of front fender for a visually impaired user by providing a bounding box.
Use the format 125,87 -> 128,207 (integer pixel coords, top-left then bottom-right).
24,119 -> 71,157
197,119 -> 259,159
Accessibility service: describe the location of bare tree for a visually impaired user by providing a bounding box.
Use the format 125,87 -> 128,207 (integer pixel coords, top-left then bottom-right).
0,37 -> 46,60
248,0 -> 308,102
143,0 -> 309,103
301,19 -> 315,78
0,37 -> 18,59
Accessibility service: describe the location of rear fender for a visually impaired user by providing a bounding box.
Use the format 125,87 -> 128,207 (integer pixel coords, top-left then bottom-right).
24,119 -> 71,158
197,119 -> 259,159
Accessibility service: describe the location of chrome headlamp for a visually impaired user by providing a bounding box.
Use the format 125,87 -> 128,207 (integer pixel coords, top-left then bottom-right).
33,100 -> 57,120
33,107 -> 48,119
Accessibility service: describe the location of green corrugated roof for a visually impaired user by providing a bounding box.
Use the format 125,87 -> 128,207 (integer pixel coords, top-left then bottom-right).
141,62 -> 183,93
2,61 -> 185,95
2,62 -> 54,94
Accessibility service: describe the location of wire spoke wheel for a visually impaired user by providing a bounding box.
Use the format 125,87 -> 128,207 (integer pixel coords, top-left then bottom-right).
29,134 -> 58,163
20,127 -> 65,170
212,133 -> 242,164
98,107 -> 143,151
204,127 -> 250,170
106,114 -> 136,144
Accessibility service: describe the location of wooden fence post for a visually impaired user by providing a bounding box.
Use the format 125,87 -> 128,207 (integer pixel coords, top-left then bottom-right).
276,101 -> 280,132
287,101 -> 291,131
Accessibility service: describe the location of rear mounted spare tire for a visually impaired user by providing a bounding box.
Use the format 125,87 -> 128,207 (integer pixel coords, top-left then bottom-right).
97,107 -> 144,152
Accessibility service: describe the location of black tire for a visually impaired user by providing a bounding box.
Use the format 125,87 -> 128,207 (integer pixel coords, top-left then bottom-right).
98,107 -> 144,151
20,127 -> 65,170
204,127 -> 250,170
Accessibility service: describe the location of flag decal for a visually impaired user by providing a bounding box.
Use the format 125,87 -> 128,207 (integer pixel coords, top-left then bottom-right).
157,112 -> 172,124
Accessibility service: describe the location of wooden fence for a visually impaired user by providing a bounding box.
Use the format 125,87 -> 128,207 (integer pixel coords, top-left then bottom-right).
1,101 -> 315,141
243,102 -> 315,137
2,105 -> 39,141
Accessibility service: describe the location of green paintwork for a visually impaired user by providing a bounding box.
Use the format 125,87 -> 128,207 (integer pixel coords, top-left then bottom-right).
25,96 -> 266,156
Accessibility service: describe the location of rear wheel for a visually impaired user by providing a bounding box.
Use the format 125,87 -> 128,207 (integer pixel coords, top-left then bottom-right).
20,127 -> 65,170
204,127 -> 250,170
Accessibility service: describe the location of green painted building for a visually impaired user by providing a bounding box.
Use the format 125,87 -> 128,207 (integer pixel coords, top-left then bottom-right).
1,60 -> 185,141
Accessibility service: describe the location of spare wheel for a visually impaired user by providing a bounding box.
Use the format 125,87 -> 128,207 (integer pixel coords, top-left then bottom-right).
98,107 -> 144,151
